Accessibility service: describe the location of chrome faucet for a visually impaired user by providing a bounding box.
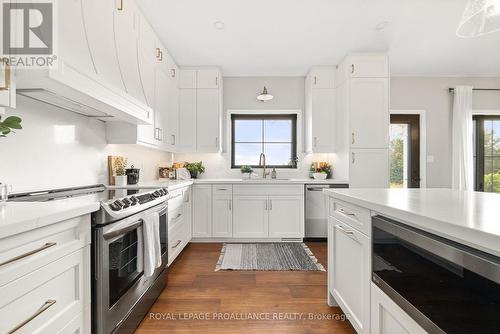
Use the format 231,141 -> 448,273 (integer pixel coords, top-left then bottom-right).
259,153 -> 270,179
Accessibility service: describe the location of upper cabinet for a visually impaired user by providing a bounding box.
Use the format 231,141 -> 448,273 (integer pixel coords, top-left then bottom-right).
0,59 -> 15,110
336,54 -> 389,86
309,68 -> 335,89
138,17 -> 157,108
178,68 -> 223,153
305,67 -> 336,153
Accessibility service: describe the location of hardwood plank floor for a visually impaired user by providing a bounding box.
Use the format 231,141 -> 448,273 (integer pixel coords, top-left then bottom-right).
135,242 -> 355,334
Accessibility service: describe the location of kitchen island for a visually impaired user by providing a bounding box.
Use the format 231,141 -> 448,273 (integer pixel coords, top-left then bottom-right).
324,188 -> 500,334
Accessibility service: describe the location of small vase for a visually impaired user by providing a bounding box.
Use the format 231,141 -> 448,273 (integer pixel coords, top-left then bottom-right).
115,175 -> 127,186
189,170 -> 198,179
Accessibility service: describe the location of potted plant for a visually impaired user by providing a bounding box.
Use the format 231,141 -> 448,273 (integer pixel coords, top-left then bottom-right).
114,157 -> 128,186
240,165 -> 254,179
310,162 -> 332,179
0,115 -> 22,138
185,161 -> 205,179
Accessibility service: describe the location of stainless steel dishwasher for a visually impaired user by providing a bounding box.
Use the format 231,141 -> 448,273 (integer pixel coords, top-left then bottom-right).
305,183 -> 349,239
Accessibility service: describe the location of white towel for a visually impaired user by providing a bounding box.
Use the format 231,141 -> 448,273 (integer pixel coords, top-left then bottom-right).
142,211 -> 162,277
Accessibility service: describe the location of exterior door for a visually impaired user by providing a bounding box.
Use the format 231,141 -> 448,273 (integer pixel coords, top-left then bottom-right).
390,114 -> 420,188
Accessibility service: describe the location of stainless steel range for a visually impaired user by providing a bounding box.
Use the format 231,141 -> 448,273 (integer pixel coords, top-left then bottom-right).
92,186 -> 170,334
9,184 -> 171,334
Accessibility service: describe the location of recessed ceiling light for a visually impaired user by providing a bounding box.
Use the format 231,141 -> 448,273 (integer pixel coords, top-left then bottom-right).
375,21 -> 389,31
214,21 -> 225,30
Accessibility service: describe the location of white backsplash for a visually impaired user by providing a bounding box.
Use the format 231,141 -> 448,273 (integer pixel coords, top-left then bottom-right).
0,96 -> 172,193
174,152 -> 339,180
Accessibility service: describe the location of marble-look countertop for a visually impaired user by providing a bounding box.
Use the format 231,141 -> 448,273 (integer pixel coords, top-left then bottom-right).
325,188 -> 500,257
0,197 -> 100,239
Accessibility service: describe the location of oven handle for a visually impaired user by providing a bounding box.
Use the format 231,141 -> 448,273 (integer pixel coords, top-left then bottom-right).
373,215 -> 500,285
103,220 -> 143,240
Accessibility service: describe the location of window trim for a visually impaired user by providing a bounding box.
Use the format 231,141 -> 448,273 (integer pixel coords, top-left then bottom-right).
230,114 -> 298,169
473,115 -> 500,192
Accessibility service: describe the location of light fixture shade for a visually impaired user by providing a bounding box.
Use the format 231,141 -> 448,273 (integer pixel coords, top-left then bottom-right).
257,86 -> 274,102
457,0 -> 500,37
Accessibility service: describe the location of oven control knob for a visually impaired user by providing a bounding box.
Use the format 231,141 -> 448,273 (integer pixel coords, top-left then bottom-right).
113,199 -> 124,207
122,198 -> 131,207
109,203 -> 121,211
152,191 -> 161,198
162,188 -> 169,195
130,196 -> 138,205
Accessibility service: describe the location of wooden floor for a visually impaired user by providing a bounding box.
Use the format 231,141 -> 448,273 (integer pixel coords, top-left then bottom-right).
135,242 -> 355,334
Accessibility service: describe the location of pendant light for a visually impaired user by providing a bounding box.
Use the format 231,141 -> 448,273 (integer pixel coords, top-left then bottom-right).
257,86 -> 273,102
457,0 -> 500,37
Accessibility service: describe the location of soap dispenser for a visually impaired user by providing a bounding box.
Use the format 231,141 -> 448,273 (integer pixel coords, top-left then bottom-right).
271,168 -> 277,179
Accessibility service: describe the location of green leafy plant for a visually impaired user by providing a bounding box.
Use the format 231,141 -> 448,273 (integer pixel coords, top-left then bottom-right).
240,165 -> 253,174
0,115 -> 22,137
113,157 -> 128,176
185,161 -> 205,178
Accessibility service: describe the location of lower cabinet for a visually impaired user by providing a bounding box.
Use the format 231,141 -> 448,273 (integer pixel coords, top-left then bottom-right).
232,196 -> 269,238
268,196 -> 303,238
330,217 -> 370,334
167,186 -> 193,265
212,195 -> 233,237
192,184 -> 213,237
371,283 -> 427,334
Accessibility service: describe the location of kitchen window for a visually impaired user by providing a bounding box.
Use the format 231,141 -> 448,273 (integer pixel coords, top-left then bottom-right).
473,115 -> 500,192
231,114 -> 297,168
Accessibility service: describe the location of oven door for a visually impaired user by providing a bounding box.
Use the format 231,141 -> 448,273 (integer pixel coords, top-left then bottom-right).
93,202 -> 168,334
372,215 -> 500,334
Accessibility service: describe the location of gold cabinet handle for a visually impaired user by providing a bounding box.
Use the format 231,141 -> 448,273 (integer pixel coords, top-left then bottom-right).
172,240 -> 182,249
0,59 -> 10,91
7,299 -> 57,334
314,76 -> 317,85
117,0 -> 124,11
156,48 -> 161,59
159,50 -> 163,61
0,242 -> 57,267
170,68 -> 176,78
351,64 -> 355,74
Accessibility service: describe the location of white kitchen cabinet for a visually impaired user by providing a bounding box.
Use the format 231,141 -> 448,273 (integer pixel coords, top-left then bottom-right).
178,89 -> 197,151
350,78 -> 389,149
196,89 -> 221,152
164,57 -> 179,151
81,0 -> 126,92
197,70 -> 220,89
183,187 -> 193,240
232,196 -> 269,238
212,195 -> 233,238
310,68 -> 335,89
371,284 -> 427,334
192,185 -> 212,237
350,149 -> 389,188
179,70 -> 197,89
336,54 -> 389,85
305,67 -> 336,153
0,60 -> 15,110
114,0 -> 147,105
268,196 -> 303,238
331,217 -> 370,334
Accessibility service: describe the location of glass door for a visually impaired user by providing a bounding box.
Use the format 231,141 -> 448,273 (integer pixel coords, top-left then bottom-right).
474,116 -> 500,192
390,114 -> 420,188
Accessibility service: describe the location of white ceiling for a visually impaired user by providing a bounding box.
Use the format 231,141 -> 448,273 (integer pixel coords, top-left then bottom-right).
138,0 -> 500,77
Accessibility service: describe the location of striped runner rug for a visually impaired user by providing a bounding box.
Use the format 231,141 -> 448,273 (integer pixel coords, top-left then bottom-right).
215,243 -> 325,271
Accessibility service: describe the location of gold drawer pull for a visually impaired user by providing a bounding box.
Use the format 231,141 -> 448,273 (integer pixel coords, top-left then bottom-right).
338,208 -> 356,217
0,242 -> 57,267
172,240 -> 182,249
7,299 -> 56,334
117,0 -> 124,11
0,58 -> 10,91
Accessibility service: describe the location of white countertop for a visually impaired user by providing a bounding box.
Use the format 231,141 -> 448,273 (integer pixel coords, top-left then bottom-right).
325,188 -> 500,257
193,178 -> 349,184
0,197 -> 100,239
107,179 -> 194,191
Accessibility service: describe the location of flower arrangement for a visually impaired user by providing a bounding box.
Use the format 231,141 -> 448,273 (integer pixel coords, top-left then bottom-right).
310,162 -> 332,178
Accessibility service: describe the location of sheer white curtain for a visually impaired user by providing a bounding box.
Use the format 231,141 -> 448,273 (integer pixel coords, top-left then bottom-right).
451,86 -> 474,191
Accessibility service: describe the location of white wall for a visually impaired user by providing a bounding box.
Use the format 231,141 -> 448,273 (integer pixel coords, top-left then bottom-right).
0,96 -> 172,193
391,77 -> 500,188
175,76 -> 339,179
